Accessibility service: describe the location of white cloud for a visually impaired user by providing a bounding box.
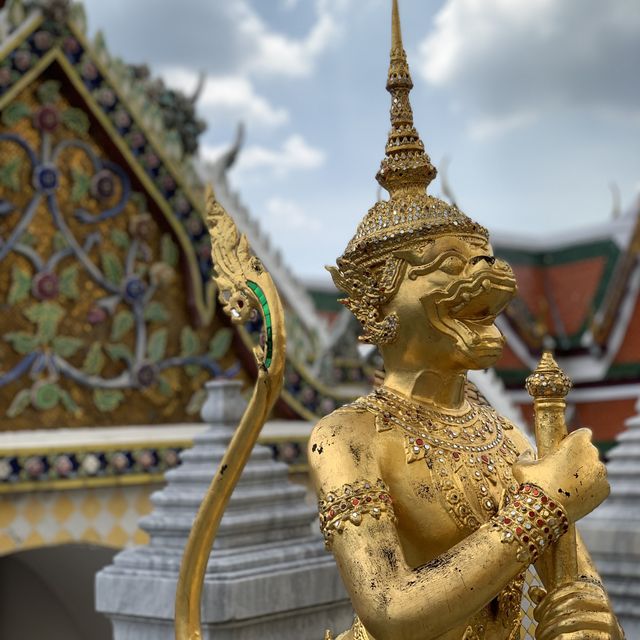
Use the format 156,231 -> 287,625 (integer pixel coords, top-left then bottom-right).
231,0 -> 344,78
266,197 -> 322,232
235,135 -> 326,178
418,0 -> 640,138
83,0 -> 349,81
468,111 -> 537,141
160,67 -> 288,128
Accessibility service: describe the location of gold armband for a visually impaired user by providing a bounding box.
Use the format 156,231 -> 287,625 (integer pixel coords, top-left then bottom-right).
318,479 -> 395,548
491,483 -> 569,563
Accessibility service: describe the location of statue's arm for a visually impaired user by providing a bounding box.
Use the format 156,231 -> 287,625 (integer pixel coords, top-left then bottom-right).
309,414 -> 542,640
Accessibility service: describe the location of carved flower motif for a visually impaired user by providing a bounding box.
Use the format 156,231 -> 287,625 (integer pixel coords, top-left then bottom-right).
31,382 -> 59,410
186,215 -> 203,236
128,212 -> 153,239
163,449 -> 180,467
135,363 -> 157,388
279,442 -> 300,463
137,450 -> 155,470
54,455 -> 73,477
14,50 -> 32,72
33,30 -> 53,51
32,272 -> 59,300
81,454 -> 100,475
0,67 -> 10,87
198,243 -> 211,260
111,452 -> 129,472
113,109 -> 131,129
160,174 -> 176,193
174,194 -> 190,216
320,398 -> 337,415
150,262 -> 175,287
33,105 -> 60,132
24,456 -> 45,478
63,36 -> 81,56
129,131 -> 145,149
87,305 -> 107,325
124,277 -> 146,302
0,458 -> 13,481
34,164 -> 59,192
90,169 -> 115,200
301,387 -> 317,404
80,60 -> 98,81
97,88 -> 116,108
144,152 -> 160,170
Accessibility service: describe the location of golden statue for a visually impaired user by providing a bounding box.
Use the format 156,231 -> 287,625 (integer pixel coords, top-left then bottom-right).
312,2 -> 624,639
175,2 -> 624,639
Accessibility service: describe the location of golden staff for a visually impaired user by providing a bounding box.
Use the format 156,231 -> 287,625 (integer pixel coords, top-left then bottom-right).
174,186 -> 287,640
525,351 -> 578,588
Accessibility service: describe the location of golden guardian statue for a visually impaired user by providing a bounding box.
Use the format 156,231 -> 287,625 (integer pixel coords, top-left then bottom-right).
312,2 -> 625,639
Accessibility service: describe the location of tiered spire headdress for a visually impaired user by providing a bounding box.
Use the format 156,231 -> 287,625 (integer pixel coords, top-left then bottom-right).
329,0 -> 488,344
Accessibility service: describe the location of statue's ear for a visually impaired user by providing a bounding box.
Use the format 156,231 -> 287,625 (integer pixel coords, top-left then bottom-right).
325,265 -> 349,295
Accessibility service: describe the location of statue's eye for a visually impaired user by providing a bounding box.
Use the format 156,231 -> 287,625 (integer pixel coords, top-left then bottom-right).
439,255 -> 465,275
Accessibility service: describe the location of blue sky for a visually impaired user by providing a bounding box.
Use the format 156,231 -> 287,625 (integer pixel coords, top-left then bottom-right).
82,0 -> 640,280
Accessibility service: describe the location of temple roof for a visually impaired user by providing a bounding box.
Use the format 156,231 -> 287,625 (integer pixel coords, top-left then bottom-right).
493,203 -> 640,386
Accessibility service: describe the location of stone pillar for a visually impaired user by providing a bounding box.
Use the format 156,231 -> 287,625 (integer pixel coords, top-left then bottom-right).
580,399 -> 640,638
96,380 -> 351,639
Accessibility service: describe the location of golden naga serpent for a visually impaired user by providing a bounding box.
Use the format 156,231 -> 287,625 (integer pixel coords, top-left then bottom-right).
174,185 -> 286,640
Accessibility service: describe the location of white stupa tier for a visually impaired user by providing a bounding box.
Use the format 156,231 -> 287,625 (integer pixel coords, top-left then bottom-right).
581,396 -> 640,637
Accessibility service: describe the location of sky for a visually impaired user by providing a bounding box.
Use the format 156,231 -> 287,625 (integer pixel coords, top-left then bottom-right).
81,0 -> 640,280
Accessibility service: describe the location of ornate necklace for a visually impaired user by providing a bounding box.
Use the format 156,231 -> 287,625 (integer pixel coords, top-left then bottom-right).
357,387 -> 505,454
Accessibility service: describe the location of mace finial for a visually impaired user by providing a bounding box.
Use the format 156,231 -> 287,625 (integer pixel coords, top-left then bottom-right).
526,350 -> 572,399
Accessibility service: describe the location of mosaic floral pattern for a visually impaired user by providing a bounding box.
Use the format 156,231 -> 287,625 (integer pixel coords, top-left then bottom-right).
0,77 -> 238,428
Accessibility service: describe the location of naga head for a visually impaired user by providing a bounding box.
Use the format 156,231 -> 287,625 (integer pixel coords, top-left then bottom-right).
328,0 -> 516,373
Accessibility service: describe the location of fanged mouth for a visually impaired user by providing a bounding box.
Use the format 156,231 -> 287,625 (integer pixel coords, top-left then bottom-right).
424,269 -> 517,355
444,271 -> 516,324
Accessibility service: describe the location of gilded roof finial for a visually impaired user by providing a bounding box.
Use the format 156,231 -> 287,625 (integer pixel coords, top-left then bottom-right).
376,0 -> 437,197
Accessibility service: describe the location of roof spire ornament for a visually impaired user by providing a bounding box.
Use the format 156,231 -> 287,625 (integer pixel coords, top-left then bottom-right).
376,0 -> 437,196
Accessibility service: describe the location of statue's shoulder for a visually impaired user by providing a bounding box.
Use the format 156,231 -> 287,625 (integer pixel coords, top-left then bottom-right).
311,399 -> 375,443
308,399 -> 377,462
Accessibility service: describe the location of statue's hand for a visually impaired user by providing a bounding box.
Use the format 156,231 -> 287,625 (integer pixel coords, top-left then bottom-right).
533,580 -> 625,640
512,428 -> 609,523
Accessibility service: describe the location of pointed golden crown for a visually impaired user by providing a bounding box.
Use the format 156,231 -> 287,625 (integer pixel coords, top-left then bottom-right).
340,0 -> 487,263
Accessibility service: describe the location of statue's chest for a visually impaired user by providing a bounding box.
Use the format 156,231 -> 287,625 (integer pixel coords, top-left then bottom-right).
377,410 -> 522,545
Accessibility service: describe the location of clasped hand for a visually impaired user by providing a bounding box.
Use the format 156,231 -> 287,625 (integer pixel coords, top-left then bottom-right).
534,580 -> 625,640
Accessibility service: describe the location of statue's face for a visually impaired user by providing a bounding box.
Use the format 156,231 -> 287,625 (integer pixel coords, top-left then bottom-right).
386,234 -> 517,371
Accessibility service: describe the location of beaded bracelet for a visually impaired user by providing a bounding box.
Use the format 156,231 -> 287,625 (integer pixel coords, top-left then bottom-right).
318,478 -> 395,549
491,483 -> 569,563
